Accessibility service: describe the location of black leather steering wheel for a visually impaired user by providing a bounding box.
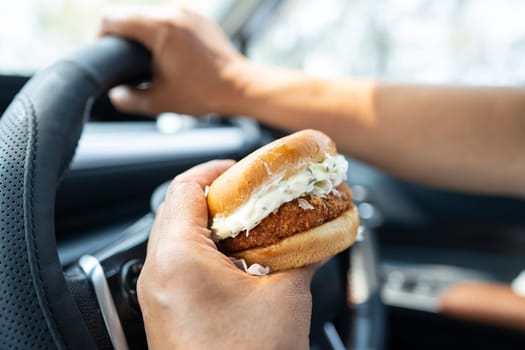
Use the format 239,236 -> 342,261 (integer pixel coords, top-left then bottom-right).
0,36 -> 149,349
0,37 -> 383,350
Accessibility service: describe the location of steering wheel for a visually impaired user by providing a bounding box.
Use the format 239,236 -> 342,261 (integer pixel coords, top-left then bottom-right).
0,37 -> 384,349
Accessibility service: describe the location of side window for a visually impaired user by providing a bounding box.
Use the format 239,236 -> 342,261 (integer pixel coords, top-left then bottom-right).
247,0 -> 525,84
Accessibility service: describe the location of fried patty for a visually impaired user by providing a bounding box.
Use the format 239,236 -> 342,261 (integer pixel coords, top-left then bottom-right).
217,183 -> 353,253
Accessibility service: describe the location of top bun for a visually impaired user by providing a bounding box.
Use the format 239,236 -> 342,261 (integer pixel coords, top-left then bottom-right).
208,129 -> 336,218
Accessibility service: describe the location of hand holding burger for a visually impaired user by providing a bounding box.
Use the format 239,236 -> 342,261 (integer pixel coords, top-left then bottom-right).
138,132 -> 357,349
208,129 -> 359,271
138,160 -> 317,350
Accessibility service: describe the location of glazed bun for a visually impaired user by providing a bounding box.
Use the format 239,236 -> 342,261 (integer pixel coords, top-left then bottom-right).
207,129 -> 359,272
208,129 -> 336,218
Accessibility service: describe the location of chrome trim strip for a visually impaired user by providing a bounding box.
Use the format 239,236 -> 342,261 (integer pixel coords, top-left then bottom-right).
349,227 -> 380,305
323,322 -> 346,350
79,255 -> 129,350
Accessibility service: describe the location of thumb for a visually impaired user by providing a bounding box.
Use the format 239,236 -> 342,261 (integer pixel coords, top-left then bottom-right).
109,85 -> 157,115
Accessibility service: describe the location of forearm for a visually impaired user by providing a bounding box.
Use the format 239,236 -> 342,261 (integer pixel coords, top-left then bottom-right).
366,84 -> 525,197
227,61 -> 525,198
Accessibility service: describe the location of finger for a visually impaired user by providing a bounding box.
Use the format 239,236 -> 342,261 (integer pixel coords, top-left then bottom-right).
169,159 -> 235,190
146,201 -> 165,254
272,262 -> 322,286
99,9 -> 168,51
109,85 -> 157,115
161,160 -> 235,236
289,262 -> 321,283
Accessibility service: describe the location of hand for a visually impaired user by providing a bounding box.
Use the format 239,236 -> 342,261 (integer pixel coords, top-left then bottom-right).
100,8 -> 249,116
138,160 -> 318,350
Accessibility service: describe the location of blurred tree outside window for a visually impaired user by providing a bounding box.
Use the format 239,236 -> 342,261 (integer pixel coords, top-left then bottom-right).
248,0 -> 525,85
0,0 -> 233,74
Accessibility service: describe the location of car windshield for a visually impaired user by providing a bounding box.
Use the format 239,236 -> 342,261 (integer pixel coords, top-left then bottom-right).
4,0 -> 525,84
247,0 -> 525,85
0,0 -> 235,75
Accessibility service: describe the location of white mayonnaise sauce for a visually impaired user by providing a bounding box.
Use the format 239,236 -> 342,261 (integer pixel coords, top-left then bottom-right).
212,154 -> 348,239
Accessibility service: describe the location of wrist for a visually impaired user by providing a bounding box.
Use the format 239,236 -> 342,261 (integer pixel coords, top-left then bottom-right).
213,56 -> 251,114
213,57 -> 272,116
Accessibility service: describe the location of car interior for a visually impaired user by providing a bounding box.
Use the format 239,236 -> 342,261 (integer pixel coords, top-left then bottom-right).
1,1 -> 525,349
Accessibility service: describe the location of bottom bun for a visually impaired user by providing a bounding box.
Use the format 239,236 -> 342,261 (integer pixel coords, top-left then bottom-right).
231,206 -> 359,272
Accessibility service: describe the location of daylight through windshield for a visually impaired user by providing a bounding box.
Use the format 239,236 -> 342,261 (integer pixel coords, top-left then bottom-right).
0,0 -> 233,74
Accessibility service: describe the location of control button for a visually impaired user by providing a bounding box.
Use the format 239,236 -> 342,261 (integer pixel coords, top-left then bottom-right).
386,270 -> 406,289
512,270 -> 525,297
120,259 -> 144,311
357,202 -> 383,228
351,185 -> 368,202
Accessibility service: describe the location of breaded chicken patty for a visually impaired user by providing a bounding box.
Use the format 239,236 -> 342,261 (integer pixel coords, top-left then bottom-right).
217,183 -> 353,253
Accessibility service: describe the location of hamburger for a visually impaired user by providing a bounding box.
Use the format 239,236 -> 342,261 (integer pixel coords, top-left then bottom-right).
207,129 -> 359,272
